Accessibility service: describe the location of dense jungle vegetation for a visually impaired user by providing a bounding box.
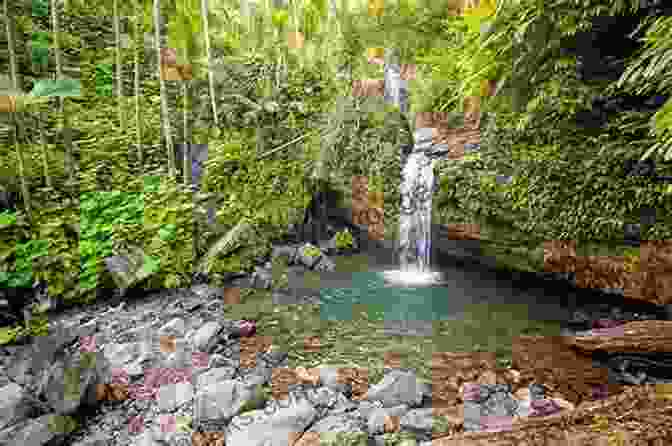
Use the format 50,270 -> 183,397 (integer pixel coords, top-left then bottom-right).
0,0 -> 671,339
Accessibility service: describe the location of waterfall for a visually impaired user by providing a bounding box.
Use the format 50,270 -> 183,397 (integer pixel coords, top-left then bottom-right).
398,128 -> 436,273
382,49 -> 443,277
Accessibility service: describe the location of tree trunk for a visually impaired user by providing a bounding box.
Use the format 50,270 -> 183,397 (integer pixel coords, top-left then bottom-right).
11,116 -> 33,223
4,0 -> 32,222
154,0 -> 176,176
114,0 -> 125,130
52,0 -> 75,183
201,0 -> 219,127
3,0 -> 20,92
134,0 -> 143,174
182,80 -> 192,186
37,112 -> 53,188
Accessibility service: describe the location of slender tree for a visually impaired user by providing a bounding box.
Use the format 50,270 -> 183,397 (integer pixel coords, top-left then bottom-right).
37,115 -> 53,188
114,0 -> 125,130
154,0 -> 176,176
52,0 -> 75,183
201,0 -> 219,127
3,0 -> 32,222
182,69 -> 192,186
134,0 -> 143,173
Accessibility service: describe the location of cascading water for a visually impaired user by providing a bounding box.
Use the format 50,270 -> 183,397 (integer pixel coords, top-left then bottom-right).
398,148 -> 435,273
380,48 -> 447,285
384,127 -> 449,286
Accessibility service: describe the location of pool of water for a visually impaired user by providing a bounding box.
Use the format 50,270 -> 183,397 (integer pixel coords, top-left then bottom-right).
294,251 -> 580,330
319,270 -> 457,322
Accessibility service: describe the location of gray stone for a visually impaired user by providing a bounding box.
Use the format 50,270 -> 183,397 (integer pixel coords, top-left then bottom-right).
156,382 -> 194,412
251,266 -> 273,289
0,413 -> 68,446
225,396 -> 317,446
399,408 -> 434,442
38,352 -> 104,416
303,411 -> 367,435
158,318 -> 186,337
0,383 -> 35,431
190,284 -> 225,301
196,367 -> 237,389
463,384 -> 519,433
194,379 -> 260,423
313,255 -> 336,272
364,370 -> 425,408
271,245 -> 299,265
190,321 -> 222,352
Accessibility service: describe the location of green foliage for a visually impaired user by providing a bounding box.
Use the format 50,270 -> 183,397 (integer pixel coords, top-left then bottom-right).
310,96 -> 408,235
32,0 -> 49,17
31,32 -> 50,68
140,176 -> 197,289
25,310 -> 49,337
94,65 -> 114,97
335,228 -> 353,250
0,210 -> 17,227
167,0 -> 204,74
302,245 -> 321,259
80,191 -> 144,290
0,326 -> 23,345
429,0 -> 672,244
203,128 -> 310,243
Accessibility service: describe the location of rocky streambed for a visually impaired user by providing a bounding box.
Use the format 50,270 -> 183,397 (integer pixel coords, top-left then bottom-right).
0,224 -> 671,445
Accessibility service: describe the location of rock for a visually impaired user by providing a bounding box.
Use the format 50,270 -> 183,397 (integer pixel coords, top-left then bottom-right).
38,351 -> 109,416
398,408 -> 434,442
158,318 -> 186,337
194,379 -> 261,424
0,383 -> 36,431
196,367 -> 237,389
463,384 -> 519,432
271,245 -> 300,265
156,382 -> 193,412
312,255 -> 336,272
250,266 -> 273,289
364,370 -> 427,408
190,321 -> 222,352
190,284 -> 225,301
295,243 -> 324,269
225,395 -> 318,446
0,414 -> 68,446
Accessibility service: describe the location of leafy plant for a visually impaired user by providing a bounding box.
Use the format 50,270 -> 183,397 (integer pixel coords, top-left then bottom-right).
0,210 -> 16,227
334,228 -> 353,250
302,245 -> 322,259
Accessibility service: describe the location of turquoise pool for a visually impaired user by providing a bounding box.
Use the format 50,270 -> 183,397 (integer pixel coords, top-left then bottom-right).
319,271 -> 455,322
